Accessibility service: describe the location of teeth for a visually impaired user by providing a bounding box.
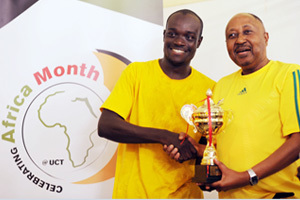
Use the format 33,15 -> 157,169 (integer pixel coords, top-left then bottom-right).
236,48 -> 250,53
173,49 -> 184,53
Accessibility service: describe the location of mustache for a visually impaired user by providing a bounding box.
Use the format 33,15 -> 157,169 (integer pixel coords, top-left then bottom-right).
234,44 -> 251,53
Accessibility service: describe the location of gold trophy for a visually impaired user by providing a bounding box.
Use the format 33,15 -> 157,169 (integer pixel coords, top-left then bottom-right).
181,89 -> 223,183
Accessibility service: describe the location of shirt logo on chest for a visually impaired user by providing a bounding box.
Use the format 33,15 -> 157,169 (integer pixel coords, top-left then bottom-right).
238,87 -> 247,95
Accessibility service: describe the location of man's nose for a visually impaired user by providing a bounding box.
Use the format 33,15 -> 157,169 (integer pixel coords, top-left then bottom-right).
174,36 -> 185,46
236,34 -> 246,44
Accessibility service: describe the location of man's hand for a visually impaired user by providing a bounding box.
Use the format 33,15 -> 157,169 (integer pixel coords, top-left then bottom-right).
197,159 -> 249,192
163,132 -> 186,161
163,132 -> 198,162
163,132 -> 205,163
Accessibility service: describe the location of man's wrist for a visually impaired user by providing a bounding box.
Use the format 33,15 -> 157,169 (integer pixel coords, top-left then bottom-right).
247,168 -> 259,186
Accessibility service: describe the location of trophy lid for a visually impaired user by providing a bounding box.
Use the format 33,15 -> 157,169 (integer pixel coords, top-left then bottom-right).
191,89 -> 224,136
193,89 -> 224,117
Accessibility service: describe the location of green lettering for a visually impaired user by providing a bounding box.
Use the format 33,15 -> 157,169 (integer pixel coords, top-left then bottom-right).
2,129 -> 15,143
21,85 -> 32,97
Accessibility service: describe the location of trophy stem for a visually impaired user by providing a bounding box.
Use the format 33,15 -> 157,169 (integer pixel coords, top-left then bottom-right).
206,96 -> 213,147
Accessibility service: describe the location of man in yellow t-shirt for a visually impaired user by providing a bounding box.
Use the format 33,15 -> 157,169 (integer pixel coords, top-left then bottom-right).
97,10 -> 215,198
204,13 -> 300,198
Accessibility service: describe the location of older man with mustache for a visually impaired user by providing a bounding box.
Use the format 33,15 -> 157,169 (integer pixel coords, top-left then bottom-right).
206,13 -> 300,199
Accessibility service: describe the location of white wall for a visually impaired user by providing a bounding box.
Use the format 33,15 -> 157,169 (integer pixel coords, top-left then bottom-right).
164,0 -> 300,82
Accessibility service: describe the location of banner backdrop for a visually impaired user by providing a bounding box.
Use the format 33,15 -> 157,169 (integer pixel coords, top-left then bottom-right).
0,0 -> 162,198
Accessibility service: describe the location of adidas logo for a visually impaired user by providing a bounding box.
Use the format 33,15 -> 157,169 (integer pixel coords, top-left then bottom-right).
238,87 -> 247,95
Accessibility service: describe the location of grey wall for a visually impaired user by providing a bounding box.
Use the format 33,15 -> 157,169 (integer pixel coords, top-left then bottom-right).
0,0 -> 38,28
0,0 -> 163,29
80,0 -> 163,26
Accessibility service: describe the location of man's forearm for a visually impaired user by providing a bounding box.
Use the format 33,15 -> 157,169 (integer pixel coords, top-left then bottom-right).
98,109 -> 199,161
252,132 -> 300,180
98,109 -> 172,144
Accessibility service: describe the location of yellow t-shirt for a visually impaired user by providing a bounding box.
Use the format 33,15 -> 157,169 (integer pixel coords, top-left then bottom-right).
213,60 -> 300,199
101,59 -> 215,199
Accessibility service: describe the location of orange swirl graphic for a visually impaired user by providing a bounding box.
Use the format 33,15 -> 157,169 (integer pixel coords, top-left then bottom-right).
73,50 -> 130,184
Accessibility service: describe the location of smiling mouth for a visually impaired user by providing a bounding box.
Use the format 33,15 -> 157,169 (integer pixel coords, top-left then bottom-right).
235,47 -> 251,54
171,48 -> 186,54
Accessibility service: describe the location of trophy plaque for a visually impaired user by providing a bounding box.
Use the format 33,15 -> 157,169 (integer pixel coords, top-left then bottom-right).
181,89 -> 224,183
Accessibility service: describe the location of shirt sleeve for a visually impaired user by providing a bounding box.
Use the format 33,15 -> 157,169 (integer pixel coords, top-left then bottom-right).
280,66 -> 300,136
100,63 -> 136,120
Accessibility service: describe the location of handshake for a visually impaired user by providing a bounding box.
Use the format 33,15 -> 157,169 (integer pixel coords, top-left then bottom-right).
163,132 -> 205,163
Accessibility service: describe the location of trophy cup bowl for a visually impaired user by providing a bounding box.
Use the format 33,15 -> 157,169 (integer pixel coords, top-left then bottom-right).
191,89 -> 224,183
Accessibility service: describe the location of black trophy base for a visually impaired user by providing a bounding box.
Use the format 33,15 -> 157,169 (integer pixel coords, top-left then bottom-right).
192,164 -> 222,183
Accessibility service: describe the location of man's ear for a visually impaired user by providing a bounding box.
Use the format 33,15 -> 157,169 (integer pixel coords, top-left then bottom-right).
163,30 -> 166,42
264,32 -> 269,46
197,36 -> 203,48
